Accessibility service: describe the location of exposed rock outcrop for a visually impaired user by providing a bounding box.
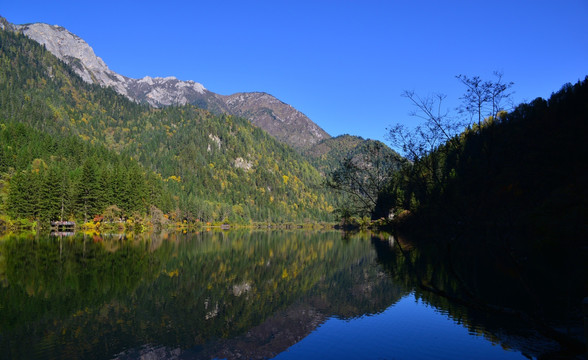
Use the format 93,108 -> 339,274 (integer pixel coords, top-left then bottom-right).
16,22 -> 131,96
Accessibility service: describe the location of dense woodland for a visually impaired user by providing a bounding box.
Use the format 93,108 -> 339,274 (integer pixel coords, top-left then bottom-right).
0,28 -> 340,225
304,135 -> 382,175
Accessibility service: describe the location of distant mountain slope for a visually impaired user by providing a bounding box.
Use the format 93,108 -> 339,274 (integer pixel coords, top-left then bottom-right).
4,18 -> 329,150
303,135 -> 401,176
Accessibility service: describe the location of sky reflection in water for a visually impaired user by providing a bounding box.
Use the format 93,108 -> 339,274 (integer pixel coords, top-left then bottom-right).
275,294 -> 526,360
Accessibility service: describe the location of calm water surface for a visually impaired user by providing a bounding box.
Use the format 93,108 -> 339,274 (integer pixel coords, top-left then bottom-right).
0,230 -> 581,359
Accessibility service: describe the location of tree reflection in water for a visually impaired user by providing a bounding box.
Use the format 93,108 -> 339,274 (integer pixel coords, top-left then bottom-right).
371,232 -> 587,359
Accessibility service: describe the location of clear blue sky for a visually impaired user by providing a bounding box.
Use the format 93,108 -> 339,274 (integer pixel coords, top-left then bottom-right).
2,1 -> 587,143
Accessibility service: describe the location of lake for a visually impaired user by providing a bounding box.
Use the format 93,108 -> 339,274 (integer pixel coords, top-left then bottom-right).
0,230 -> 584,359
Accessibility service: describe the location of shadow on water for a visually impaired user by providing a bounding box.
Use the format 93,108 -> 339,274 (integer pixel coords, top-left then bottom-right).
370,230 -> 587,359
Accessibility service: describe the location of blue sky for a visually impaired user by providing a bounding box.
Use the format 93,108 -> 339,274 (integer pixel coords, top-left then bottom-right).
2,1 -> 587,143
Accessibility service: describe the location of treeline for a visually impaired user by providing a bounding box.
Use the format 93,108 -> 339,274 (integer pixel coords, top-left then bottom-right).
0,26 -> 336,224
375,76 -> 588,246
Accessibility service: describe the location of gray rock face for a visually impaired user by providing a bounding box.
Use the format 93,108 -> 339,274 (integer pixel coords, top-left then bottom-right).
7,18 -> 330,150
16,22 -> 131,96
127,75 -> 206,107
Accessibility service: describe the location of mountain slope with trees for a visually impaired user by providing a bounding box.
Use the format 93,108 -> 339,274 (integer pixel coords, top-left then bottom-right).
0,25 -> 336,224
303,135 -> 370,175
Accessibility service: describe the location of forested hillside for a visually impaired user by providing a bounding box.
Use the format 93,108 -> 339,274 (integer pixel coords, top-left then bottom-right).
0,27 -> 336,224
377,77 -> 588,245
304,135 -> 371,175
306,136 -> 403,219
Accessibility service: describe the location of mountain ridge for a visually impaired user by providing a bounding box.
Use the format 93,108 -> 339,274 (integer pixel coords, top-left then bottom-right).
4,17 -> 330,150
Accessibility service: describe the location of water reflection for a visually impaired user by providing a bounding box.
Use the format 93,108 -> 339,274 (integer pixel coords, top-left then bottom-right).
0,230 -> 583,359
0,231 -> 401,359
371,232 -> 586,359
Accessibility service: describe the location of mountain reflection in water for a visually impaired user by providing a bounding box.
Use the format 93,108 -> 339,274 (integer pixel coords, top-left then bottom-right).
0,230 -> 583,359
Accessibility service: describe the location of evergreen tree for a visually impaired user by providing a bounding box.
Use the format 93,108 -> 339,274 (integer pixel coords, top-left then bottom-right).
38,165 -> 61,221
76,158 -> 101,222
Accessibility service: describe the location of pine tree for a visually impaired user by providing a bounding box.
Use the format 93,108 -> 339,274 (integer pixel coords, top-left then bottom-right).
76,157 -> 101,222
38,165 -> 61,221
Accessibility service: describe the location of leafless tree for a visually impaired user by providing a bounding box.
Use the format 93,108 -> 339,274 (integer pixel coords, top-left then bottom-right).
388,91 -> 462,162
457,71 -> 514,128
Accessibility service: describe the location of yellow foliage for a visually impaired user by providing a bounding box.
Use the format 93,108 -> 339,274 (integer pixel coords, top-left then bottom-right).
31,158 -> 48,173
166,269 -> 179,277
166,175 -> 181,183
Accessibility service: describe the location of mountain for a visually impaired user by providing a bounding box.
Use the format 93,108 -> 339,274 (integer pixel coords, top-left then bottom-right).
377,75 -> 588,241
7,19 -> 329,150
0,15 -> 402,223
0,23 -> 336,223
